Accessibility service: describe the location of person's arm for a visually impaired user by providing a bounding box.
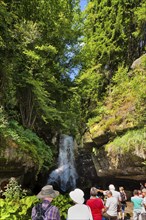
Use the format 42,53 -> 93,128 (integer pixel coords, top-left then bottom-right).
143,198 -> 146,209
124,192 -> 127,201
102,207 -> 106,213
97,189 -> 107,195
31,206 -> 37,220
140,183 -> 144,190
104,199 -> 109,211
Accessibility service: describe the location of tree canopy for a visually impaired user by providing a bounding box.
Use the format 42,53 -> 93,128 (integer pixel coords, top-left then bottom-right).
0,0 -> 81,137
0,0 -> 145,140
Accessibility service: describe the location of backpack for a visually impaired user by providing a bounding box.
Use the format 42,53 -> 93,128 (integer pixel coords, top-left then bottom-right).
34,203 -> 53,220
120,192 -> 126,202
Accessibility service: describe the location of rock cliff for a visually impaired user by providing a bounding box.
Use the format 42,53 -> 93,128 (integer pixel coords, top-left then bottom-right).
77,54 -> 146,190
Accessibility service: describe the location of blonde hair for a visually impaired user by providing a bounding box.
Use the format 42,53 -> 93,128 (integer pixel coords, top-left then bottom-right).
119,186 -> 124,191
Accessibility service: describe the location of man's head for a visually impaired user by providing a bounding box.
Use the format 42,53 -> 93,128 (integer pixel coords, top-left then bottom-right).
133,189 -> 138,196
106,190 -> 112,198
109,184 -> 115,191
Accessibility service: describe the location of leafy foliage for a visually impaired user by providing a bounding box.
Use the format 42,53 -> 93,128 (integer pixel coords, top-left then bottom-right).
80,0 -> 146,72
0,0 -> 81,136
73,0 -> 146,135
52,194 -> 72,220
0,177 -> 72,220
0,177 -> 38,219
0,196 -> 38,220
0,116 -> 53,175
2,177 -> 27,201
105,127 -> 146,166
87,54 -> 146,136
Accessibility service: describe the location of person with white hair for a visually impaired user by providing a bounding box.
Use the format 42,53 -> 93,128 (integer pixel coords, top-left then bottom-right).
108,184 -> 121,202
97,184 -> 121,202
67,188 -> 93,220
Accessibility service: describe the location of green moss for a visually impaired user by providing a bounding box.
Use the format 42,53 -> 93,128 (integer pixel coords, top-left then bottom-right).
87,64 -> 146,138
0,120 -> 53,177
105,127 -> 146,155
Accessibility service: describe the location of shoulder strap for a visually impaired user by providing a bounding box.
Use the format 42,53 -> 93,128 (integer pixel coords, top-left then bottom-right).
35,203 -> 46,219
45,204 -> 54,217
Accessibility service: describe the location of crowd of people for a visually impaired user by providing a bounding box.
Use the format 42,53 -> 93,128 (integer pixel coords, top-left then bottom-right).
31,182 -> 146,220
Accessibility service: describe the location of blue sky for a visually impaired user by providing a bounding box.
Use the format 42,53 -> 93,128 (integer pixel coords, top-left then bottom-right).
80,0 -> 87,11
69,0 -> 88,80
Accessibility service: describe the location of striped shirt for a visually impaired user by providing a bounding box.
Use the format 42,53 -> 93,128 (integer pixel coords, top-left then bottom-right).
31,200 -> 61,220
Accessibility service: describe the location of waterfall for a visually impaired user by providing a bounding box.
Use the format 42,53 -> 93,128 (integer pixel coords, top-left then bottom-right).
48,134 -> 78,192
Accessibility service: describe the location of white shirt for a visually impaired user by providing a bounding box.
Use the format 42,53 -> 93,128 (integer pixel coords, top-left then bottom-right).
106,197 -> 118,216
111,190 -> 121,202
67,204 -> 93,220
142,197 -> 146,213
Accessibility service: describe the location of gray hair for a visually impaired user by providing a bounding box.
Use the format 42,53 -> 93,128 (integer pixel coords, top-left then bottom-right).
106,190 -> 112,196
90,187 -> 97,196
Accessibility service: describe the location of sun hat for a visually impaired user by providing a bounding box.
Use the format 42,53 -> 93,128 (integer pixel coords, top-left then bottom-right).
109,184 -> 115,191
37,185 -> 59,199
69,188 -> 84,204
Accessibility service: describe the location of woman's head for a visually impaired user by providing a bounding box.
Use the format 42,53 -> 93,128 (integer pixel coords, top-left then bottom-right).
119,186 -> 124,191
90,187 -> 97,197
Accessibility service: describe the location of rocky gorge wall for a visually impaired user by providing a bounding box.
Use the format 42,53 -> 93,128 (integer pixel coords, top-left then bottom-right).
75,54 -> 146,193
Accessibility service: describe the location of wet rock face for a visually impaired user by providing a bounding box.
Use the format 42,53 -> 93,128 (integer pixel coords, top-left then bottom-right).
0,158 -> 37,192
75,149 -> 98,189
78,132 -> 146,188
91,146 -> 146,179
0,145 -> 38,192
79,133 -> 146,191
75,148 -> 145,192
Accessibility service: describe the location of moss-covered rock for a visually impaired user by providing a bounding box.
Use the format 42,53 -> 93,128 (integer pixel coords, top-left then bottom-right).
0,118 -> 54,189
82,55 -> 146,182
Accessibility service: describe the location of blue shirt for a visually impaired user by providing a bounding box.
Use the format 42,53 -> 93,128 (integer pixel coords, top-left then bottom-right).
131,196 -> 143,210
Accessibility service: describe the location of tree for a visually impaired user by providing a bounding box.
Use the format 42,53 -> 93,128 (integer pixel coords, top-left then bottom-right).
74,0 -> 146,130
80,0 -> 146,74
0,0 -> 81,135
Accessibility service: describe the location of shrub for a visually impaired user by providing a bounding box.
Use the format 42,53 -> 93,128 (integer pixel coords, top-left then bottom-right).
0,177 -> 72,220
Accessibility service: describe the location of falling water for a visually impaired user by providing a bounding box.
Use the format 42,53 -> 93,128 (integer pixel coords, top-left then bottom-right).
48,134 -> 78,192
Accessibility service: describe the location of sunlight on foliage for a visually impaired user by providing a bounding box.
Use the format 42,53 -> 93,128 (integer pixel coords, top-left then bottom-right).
105,128 -> 146,157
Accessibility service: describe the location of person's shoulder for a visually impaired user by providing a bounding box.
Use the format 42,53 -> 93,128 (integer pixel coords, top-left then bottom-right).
96,197 -> 103,202
115,190 -> 120,195
51,205 -> 59,210
107,196 -> 113,201
68,205 -> 76,211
